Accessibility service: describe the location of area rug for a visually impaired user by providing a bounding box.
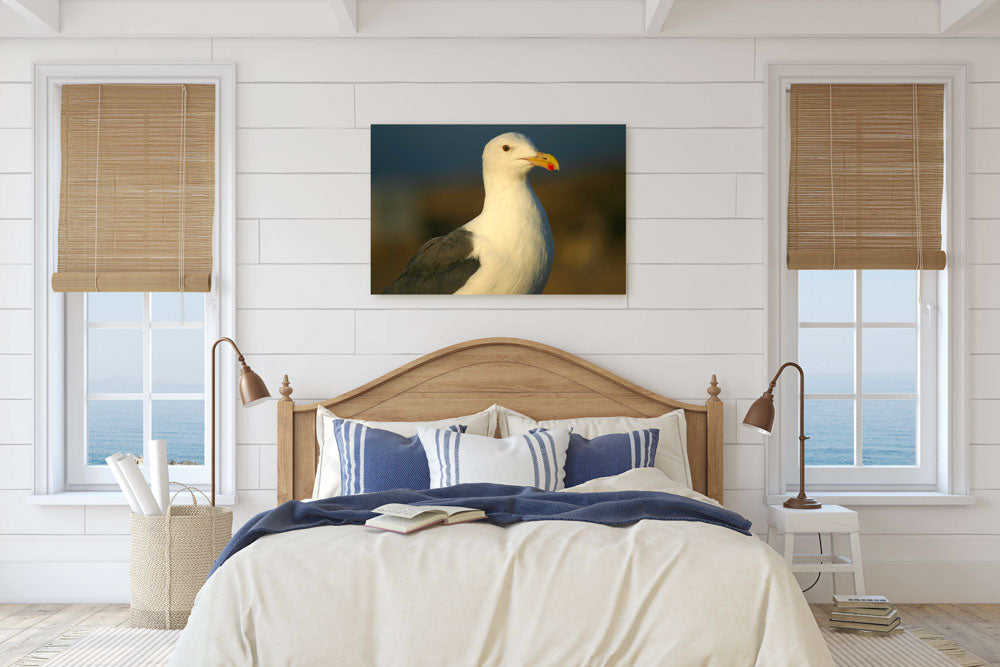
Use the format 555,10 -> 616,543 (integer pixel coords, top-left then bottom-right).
13,624 -> 987,666
11,627 -> 181,667
821,626 -> 987,667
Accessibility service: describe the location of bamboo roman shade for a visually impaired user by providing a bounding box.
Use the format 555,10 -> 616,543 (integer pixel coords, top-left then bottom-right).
52,84 -> 216,292
787,83 -> 946,270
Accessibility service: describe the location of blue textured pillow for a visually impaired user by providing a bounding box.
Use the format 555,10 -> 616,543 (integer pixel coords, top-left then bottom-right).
563,428 -> 660,487
333,419 -> 465,496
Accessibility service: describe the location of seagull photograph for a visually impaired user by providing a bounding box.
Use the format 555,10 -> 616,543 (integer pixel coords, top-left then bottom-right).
371,124 -> 625,295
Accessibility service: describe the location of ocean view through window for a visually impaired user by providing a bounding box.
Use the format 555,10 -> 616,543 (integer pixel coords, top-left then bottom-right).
86,292 -> 207,466
798,270 -> 920,467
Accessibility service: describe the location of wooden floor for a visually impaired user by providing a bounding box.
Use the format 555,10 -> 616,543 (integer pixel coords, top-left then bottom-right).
0,603 -> 129,666
0,603 -> 996,665
812,603 -> 1000,666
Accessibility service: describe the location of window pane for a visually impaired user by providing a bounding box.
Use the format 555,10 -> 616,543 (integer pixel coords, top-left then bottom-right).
88,329 -> 142,393
862,271 -> 916,323
799,271 -> 854,322
799,328 -> 854,393
862,329 -> 916,393
804,399 -> 854,465
152,293 -> 182,322
153,292 -> 205,323
87,293 -> 142,323
183,293 -> 204,323
87,399 -> 142,464
862,399 -> 916,466
152,400 -> 205,465
152,330 -> 204,392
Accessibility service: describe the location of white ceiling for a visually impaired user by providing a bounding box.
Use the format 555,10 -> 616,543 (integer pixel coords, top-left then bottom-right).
2,0 -> 1000,37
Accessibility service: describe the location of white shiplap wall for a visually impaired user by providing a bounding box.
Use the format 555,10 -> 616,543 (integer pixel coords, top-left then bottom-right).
0,35 -> 998,603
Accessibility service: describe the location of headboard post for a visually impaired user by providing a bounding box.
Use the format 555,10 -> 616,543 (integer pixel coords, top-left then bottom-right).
277,374 -> 294,504
706,375 -> 723,504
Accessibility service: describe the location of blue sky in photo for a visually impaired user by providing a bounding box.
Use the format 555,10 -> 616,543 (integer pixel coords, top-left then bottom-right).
371,124 -> 625,184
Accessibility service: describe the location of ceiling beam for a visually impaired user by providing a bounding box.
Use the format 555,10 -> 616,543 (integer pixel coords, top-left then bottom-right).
940,0 -> 999,32
330,0 -> 357,33
644,0 -> 676,34
1,0 -> 59,32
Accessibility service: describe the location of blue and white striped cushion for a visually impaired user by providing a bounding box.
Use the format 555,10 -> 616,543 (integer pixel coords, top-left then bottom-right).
562,428 -> 660,487
333,419 -> 465,496
418,427 -> 571,491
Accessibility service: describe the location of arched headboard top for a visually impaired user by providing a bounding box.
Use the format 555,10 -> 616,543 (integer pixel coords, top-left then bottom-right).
277,338 -> 723,504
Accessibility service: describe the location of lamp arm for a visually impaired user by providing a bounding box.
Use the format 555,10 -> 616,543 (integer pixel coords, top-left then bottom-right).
212,336 -> 245,364
768,360 -> 807,442
767,361 -> 803,390
209,336 -> 244,508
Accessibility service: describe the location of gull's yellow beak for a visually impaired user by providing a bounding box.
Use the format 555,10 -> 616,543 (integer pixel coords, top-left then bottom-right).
523,152 -> 560,171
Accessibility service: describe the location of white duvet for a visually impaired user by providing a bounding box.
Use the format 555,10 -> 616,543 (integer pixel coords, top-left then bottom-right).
172,469 -> 833,666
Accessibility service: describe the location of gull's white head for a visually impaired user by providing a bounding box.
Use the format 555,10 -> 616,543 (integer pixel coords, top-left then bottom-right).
482,132 -> 560,180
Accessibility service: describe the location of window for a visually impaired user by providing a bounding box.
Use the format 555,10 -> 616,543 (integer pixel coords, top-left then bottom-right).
65,292 -> 210,487
32,63 -> 236,500
792,269 -> 937,486
765,64 -> 969,499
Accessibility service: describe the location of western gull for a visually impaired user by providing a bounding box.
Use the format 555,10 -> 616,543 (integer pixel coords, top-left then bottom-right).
383,132 -> 560,294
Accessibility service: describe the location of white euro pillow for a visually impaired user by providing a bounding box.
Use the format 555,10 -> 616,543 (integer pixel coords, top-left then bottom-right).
564,468 -> 721,508
418,427 -> 571,491
498,406 -> 692,489
312,404 -> 498,499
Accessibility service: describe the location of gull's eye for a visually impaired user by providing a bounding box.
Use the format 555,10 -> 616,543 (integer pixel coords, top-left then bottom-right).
502,144 -> 510,152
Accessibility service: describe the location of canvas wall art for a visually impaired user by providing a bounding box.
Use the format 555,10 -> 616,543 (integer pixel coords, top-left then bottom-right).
371,124 -> 626,295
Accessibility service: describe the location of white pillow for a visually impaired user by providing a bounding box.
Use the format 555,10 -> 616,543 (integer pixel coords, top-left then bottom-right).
563,468 -> 721,508
418,427 -> 571,491
563,467 -> 682,493
498,406 -> 692,489
313,405 -> 498,499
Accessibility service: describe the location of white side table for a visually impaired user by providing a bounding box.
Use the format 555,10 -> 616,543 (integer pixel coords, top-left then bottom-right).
766,504 -> 865,595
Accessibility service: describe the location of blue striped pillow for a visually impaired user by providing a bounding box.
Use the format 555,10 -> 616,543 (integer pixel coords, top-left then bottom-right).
562,428 -> 660,487
333,419 -> 465,496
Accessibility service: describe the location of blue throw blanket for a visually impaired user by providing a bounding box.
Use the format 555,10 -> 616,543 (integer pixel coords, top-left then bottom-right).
211,483 -> 751,576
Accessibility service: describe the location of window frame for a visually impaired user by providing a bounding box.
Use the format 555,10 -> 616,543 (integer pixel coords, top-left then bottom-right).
32,63 -> 237,501
764,63 -> 969,498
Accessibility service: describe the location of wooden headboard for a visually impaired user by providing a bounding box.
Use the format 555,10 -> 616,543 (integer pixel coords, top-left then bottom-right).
276,338 -> 723,504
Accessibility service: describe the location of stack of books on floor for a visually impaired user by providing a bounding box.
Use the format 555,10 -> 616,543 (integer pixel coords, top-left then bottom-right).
829,595 -> 901,634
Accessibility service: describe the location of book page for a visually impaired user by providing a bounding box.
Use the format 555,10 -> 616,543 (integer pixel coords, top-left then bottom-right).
414,505 -> 480,517
372,503 -> 443,519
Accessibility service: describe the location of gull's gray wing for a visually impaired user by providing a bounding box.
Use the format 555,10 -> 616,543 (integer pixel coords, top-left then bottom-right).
383,228 -> 481,294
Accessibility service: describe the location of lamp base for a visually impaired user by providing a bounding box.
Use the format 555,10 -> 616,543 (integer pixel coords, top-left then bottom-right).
783,496 -> 822,510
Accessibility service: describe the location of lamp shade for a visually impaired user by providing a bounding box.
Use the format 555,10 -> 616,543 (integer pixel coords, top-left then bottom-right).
742,392 -> 775,435
238,364 -> 271,407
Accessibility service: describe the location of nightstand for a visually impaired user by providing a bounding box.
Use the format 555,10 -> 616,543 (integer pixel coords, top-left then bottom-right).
766,504 -> 865,595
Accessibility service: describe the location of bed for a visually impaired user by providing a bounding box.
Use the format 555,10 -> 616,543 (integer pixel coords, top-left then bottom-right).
172,338 -> 833,666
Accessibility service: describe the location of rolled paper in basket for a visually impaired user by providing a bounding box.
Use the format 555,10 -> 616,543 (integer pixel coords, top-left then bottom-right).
106,454 -> 142,514
117,454 -> 162,516
149,440 -> 170,515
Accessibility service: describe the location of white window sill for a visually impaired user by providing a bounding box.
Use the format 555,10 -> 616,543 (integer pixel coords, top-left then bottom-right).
767,492 -> 975,506
26,492 -> 239,506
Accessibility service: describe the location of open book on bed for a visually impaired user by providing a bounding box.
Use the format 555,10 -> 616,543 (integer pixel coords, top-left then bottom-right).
365,503 -> 486,534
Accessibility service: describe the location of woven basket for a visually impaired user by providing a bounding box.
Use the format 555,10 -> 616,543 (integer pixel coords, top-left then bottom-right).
129,486 -> 232,629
